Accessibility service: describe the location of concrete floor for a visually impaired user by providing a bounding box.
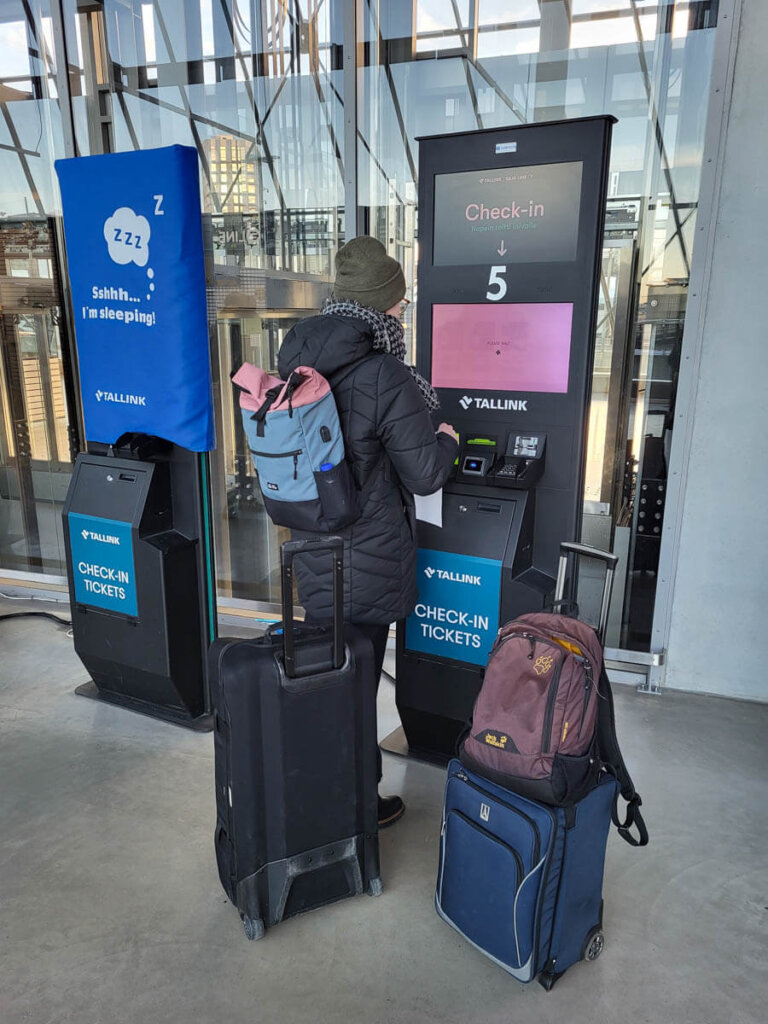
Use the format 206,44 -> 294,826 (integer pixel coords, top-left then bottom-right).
1,597 -> 767,1024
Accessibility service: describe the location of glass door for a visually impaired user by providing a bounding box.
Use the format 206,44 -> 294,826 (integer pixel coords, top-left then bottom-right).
0,220 -> 75,574
211,311 -> 304,604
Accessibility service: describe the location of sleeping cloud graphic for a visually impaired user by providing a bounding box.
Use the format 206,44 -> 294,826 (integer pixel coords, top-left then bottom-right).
103,207 -> 151,267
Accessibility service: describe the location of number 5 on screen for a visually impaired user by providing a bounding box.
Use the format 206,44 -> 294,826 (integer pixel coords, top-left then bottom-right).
486,265 -> 507,301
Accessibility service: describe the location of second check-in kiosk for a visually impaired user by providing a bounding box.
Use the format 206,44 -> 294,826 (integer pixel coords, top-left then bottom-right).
389,116 -> 615,763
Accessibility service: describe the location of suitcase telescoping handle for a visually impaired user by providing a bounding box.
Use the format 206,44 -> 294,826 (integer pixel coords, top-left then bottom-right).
280,538 -> 344,678
555,542 -> 619,645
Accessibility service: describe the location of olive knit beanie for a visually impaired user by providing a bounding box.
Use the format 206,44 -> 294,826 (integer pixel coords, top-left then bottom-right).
332,236 -> 406,313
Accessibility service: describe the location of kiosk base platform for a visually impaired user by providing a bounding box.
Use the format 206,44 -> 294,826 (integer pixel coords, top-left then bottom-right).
75,680 -> 213,732
380,725 -> 452,768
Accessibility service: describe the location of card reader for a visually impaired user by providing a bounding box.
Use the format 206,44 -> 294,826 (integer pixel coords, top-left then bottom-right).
462,454 -> 491,477
456,435 -> 498,482
491,433 -> 547,489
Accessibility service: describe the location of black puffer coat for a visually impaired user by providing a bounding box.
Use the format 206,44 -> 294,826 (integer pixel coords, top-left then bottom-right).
277,314 -> 457,625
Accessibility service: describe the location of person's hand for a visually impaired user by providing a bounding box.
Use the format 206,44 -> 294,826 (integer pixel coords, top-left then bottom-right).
438,423 -> 459,443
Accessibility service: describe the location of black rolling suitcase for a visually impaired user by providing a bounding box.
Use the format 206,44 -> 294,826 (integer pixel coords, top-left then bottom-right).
210,538 -> 381,940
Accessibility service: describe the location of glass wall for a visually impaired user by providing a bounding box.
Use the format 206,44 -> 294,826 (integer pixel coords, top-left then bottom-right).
357,0 -> 719,649
0,0 -> 721,652
60,0 -> 344,601
0,0 -> 76,575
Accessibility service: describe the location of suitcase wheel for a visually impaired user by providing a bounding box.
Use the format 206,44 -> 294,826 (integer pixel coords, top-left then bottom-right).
582,928 -> 605,962
367,877 -> 383,897
243,915 -> 265,941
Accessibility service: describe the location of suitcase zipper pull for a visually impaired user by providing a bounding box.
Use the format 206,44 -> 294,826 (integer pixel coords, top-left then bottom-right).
523,633 -> 536,659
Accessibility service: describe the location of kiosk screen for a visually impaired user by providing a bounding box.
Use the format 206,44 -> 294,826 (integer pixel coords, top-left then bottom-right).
431,302 -> 573,393
433,161 -> 583,266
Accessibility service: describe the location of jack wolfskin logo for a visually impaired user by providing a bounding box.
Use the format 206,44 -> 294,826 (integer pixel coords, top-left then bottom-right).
424,566 -> 436,578
476,730 -> 519,753
479,803 -> 491,822
459,395 -> 473,410
534,654 -> 554,676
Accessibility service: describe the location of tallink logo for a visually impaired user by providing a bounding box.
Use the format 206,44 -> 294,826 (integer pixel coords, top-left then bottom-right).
80,528 -> 121,546
459,395 -> 528,412
95,389 -> 147,406
424,566 -> 482,586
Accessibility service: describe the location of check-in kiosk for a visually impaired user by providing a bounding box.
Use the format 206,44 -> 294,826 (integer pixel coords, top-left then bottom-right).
63,436 -> 215,728
55,145 -> 217,729
388,116 -> 615,763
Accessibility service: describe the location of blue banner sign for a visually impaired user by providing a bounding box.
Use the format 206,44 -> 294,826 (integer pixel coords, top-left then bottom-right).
405,548 -> 502,667
55,146 -> 214,452
68,513 -> 138,617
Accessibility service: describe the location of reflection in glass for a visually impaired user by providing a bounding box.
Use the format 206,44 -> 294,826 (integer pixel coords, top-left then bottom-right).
359,0 -> 718,650
0,1 -> 722,645
58,0 -> 344,603
0,1 -> 73,575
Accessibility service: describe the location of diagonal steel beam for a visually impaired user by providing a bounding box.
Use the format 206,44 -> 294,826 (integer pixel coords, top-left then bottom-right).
1,104 -> 45,216
364,0 -> 416,183
449,0 -> 483,129
151,0 -> 220,212
216,0 -> 287,212
629,0 -> 691,278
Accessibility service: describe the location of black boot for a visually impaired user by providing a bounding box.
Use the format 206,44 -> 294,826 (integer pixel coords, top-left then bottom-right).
378,794 -> 405,829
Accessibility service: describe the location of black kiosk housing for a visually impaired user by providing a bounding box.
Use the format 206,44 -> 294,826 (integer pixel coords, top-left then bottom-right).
63,436 -> 216,729
390,117 -> 615,763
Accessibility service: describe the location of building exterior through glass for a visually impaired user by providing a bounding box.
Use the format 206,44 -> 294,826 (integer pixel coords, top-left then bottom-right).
0,0 -> 721,654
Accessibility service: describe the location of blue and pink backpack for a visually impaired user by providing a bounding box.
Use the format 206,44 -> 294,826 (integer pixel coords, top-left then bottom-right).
232,363 -> 361,532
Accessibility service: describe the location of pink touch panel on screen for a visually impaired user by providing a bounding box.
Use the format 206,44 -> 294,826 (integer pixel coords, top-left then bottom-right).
431,302 -> 573,394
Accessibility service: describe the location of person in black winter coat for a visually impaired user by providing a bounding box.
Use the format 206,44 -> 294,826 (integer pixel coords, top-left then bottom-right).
278,236 -> 458,827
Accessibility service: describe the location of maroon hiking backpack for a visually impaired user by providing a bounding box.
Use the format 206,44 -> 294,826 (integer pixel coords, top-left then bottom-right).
460,612 -> 604,806
460,544 -> 647,843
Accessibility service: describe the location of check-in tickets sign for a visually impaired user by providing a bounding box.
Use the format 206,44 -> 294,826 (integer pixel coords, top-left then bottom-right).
405,549 -> 502,667
55,146 -> 214,451
433,161 -> 583,266
68,513 -> 138,617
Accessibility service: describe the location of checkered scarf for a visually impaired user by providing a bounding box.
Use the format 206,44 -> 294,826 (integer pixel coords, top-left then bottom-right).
322,298 -> 440,412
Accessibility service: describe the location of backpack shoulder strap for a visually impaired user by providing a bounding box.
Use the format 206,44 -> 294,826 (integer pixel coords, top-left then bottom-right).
597,666 -> 649,847
326,354 -> 387,490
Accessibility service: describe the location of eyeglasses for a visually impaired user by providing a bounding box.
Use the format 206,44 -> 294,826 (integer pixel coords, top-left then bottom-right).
399,297 -> 411,315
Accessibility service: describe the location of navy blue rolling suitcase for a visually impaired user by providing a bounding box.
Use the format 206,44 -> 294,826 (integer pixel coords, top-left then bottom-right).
435,544 -> 647,989
437,759 -> 618,988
